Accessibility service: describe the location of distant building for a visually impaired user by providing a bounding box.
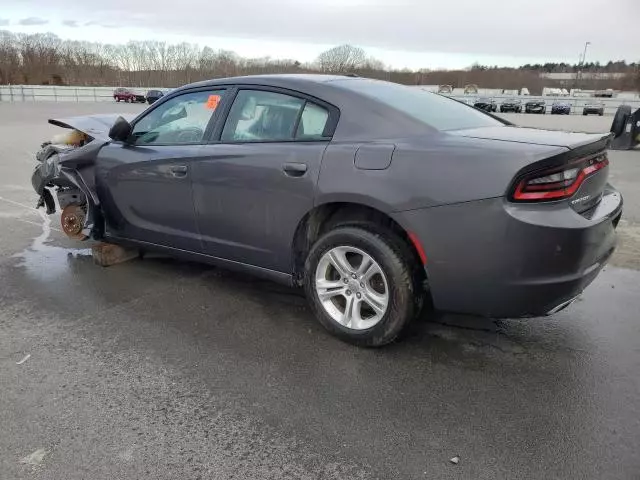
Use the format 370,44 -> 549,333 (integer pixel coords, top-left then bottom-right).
539,72 -> 627,81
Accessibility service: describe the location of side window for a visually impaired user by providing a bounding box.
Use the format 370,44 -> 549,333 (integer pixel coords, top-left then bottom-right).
131,90 -> 224,145
221,90 -> 304,142
295,102 -> 329,140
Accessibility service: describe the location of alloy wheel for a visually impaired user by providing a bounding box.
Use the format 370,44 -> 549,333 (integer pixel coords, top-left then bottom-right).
314,246 -> 389,330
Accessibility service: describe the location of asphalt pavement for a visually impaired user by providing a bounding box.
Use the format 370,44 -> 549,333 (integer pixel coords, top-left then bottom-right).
1,102 -> 639,479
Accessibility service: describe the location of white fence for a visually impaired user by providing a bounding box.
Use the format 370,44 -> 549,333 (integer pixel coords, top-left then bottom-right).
0,85 -> 162,103
1,84 -> 639,116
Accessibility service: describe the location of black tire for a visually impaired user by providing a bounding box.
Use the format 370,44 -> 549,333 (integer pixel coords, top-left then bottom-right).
611,105 -> 631,137
304,226 -> 420,347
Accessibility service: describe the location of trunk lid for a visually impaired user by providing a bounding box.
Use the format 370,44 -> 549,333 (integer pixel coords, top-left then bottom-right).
450,126 -> 614,213
458,126 -> 616,214
449,125 -> 612,150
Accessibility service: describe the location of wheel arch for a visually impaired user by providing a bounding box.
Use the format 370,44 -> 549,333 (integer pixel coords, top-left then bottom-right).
290,201 -> 426,286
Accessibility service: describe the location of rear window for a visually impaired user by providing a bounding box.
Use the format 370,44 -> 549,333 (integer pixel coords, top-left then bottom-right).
334,79 -> 504,131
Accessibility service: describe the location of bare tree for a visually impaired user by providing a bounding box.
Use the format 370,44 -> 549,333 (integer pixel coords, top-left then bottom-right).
0,31 -> 20,84
316,44 -> 367,73
0,31 -> 636,94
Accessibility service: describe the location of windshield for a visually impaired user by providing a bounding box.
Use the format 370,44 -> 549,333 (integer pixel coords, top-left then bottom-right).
334,79 -> 504,131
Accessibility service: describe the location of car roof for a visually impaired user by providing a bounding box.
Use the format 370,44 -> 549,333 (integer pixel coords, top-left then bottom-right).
177,74 -> 357,91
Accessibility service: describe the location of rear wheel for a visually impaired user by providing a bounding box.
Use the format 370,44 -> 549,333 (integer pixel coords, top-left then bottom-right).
304,226 -> 420,347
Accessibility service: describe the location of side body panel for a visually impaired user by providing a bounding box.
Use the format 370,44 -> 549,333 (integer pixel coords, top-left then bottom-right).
316,136 -> 568,213
192,142 -> 328,272
95,143 -> 204,252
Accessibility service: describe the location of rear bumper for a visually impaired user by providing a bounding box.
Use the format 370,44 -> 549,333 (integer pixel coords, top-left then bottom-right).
395,185 -> 623,318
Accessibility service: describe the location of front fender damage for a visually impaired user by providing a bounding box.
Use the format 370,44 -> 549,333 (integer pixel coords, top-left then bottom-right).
32,133 -> 109,240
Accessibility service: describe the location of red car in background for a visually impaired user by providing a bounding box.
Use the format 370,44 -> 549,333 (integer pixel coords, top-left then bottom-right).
113,87 -> 145,103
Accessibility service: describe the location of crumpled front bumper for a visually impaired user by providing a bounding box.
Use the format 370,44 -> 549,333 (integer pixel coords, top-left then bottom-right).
31,144 -> 75,214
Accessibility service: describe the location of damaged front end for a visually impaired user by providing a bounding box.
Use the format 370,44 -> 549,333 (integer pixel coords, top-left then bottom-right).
32,114 -> 128,240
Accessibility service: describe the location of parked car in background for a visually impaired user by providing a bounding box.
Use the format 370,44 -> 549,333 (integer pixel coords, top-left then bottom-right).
113,87 -> 134,102
146,89 -> 165,104
113,88 -> 145,103
551,101 -> 571,115
525,100 -> 546,114
31,75 -> 623,347
500,98 -> 522,113
132,91 -> 146,103
583,102 -> 604,116
454,97 -> 474,106
474,97 -> 497,112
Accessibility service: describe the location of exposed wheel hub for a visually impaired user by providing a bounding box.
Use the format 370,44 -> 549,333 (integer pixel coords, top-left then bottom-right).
60,204 -> 88,240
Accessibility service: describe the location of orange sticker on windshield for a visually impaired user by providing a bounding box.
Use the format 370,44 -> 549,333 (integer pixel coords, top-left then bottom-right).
206,95 -> 221,110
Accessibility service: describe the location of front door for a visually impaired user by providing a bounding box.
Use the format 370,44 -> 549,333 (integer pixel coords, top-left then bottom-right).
96,88 -> 227,252
192,88 -> 335,272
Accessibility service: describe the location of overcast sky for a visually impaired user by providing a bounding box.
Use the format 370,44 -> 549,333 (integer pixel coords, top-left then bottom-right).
2,0 -> 638,69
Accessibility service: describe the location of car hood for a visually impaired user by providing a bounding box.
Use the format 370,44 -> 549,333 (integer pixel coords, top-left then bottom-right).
48,114 -> 137,141
449,125 -> 612,149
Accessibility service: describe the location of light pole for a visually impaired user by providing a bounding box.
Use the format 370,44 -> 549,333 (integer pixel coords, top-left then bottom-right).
581,41 -> 591,66
577,41 -> 591,89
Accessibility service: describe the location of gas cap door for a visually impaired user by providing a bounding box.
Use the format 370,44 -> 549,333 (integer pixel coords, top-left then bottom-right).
354,144 -> 396,170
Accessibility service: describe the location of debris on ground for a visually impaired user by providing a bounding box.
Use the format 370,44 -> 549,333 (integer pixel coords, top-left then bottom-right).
20,448 -> 47,466
16,354 -> 31,365
92,242 -> 139,267
450,456 -> 460,465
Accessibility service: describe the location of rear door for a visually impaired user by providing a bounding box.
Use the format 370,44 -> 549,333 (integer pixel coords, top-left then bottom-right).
193,87 -> 338,272
96,88 -> 227,252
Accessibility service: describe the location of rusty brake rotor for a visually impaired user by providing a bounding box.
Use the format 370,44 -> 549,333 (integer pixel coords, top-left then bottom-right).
60,204 -> 88,240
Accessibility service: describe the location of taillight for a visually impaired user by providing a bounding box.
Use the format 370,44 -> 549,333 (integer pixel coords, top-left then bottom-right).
512,153 -> 609,201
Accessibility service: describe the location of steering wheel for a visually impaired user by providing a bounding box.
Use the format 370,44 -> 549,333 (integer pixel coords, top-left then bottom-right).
175,127 -> 204,143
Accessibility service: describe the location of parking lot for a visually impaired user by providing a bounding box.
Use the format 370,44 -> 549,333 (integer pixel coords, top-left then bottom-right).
1,102 -> 639,479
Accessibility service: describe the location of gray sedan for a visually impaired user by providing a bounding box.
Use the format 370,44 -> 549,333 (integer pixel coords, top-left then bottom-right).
32,75 -> 623,347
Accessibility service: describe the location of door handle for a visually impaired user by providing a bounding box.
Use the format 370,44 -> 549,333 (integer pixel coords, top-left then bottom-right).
282,162 -> 307,177
169,165 -> 188,178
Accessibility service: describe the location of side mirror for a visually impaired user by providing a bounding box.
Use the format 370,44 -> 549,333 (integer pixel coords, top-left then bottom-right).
109,116 -> 133,142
